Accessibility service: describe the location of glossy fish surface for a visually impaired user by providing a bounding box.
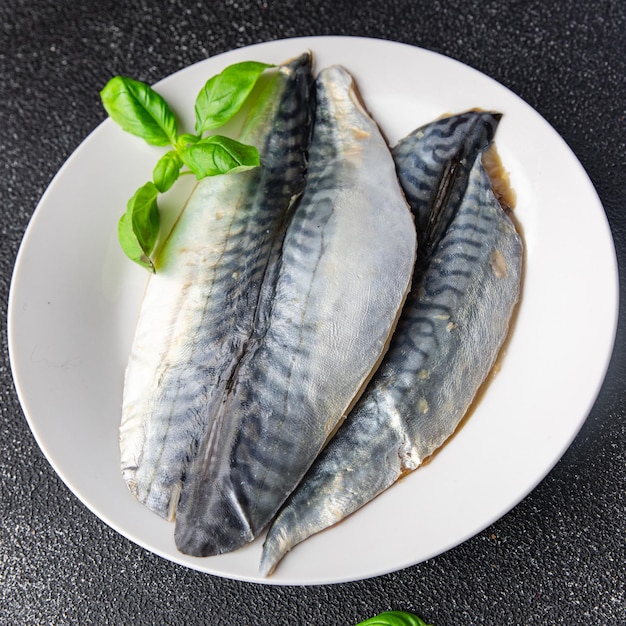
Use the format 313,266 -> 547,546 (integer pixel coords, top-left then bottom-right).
119,53 -> 314,520
260,116 -> 523,576
393,110 -> 501,263
174,65 -> 417,556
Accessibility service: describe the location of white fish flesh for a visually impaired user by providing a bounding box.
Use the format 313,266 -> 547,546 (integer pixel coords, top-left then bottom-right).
260,111 -> 522,576
174,65 -> 417,556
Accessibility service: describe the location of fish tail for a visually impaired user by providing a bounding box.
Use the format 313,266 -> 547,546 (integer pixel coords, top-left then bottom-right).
260,393 -> 407,576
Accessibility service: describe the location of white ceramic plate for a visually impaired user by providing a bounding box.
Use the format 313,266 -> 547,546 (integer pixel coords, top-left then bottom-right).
8,36 -> 618,585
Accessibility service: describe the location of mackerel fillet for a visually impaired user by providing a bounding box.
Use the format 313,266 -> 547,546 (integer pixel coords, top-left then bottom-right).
119,53 -> 314,520
260,112 -> 522,576
174,66 -> 417,556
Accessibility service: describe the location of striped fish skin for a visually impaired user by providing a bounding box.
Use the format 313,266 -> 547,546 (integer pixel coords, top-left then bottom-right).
392,111 -> 501,265
119,53 -> 314,520
260,126 -> 523,576
174,65 -> 417,557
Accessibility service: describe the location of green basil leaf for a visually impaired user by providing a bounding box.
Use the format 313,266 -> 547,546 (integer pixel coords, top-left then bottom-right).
117,181 -> 160,271
128,181 -> 160,253
180,135 -> 260,178
118,212 -> 156,273
153,150 -> 182,193
176,133 -> 201,151
194,61 -> 274,134
101,76 -> 178,146
356,611 -> 433,626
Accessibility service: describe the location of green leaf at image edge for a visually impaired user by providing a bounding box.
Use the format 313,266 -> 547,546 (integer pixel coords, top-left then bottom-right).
355,610 -> 433,626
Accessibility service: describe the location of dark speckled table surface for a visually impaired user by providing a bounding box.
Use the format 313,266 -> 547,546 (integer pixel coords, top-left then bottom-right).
1,1 -> 624,624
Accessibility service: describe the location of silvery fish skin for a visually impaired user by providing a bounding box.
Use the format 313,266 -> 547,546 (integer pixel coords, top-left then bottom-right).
119,53 -> 314,520
260,117 -> 522,576
393,110 -> 501,263
174,65 -> 417,556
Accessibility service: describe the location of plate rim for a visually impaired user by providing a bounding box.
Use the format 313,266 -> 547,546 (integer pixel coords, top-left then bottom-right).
7,35 -> 620,586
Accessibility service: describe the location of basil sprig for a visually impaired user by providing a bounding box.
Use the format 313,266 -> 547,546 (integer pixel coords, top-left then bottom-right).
101,61 -> 273,272
356,611 -> 433,626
